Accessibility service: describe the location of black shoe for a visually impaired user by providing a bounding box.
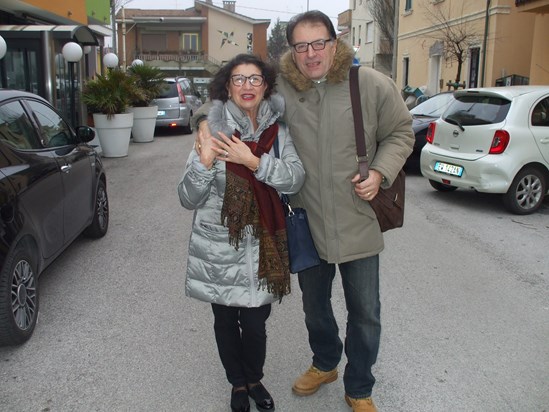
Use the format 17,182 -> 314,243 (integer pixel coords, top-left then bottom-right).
247,382 -> 275,411
231,387 -> 250,412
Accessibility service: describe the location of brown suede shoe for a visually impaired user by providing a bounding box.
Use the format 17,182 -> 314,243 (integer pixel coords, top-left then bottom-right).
345,394 -> 378,412
292,365 -> 338,396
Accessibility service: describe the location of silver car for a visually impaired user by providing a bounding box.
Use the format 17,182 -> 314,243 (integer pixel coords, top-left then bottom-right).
420,86 -> 549,214
152,77 -> 202,134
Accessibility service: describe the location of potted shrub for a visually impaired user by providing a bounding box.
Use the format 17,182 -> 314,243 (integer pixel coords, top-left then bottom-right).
126,64 -> 166,143
82,68 -> 140,157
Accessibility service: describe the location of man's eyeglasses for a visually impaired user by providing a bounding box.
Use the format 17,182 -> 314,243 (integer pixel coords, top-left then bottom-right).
230,74 -> 265,87
292,39 -> 333,53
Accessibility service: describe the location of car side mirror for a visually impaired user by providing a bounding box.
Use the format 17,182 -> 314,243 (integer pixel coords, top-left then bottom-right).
76,126 -> 96,143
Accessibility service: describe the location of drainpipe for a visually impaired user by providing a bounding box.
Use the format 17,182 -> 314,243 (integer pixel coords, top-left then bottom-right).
122,7 -> 127,70
391,0 -> 400,81
480,0 -> 491,87
111,0 -> 117,54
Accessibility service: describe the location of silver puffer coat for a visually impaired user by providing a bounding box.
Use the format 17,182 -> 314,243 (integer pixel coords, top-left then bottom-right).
178,95 -> 305,307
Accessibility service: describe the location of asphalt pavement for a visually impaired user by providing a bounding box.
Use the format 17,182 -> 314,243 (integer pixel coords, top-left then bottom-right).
0,131 -> 547,411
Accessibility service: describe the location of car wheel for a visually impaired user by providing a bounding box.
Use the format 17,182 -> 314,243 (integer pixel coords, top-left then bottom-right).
0,242 -> 39,346
502,167 -> 546,215
429,179 -> 458,192
84,179 -> 109,238
182,112 -> 193,135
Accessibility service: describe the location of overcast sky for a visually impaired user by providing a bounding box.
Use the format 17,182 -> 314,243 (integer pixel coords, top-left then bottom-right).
123,0 -> 345,30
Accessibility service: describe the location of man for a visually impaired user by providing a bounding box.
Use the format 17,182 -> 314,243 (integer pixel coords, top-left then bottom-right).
195,11 -> 413,412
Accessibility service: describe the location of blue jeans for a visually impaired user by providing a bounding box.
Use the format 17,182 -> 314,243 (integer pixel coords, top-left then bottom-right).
298,256 -> 381,398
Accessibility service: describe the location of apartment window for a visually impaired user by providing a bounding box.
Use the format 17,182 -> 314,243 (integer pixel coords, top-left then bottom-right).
182,33 -> 199,52
358,25 -> 362,46
366,22 -> 374,43
353,27 -> 356,46
468,47 -> 480,88
142,34 -> 166,51
403,57 -> 410,88
405,0 -> 412,11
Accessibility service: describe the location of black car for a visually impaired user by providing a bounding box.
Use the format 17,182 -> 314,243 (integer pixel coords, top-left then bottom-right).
406,92 -> 455,169
0,90 -> 109,346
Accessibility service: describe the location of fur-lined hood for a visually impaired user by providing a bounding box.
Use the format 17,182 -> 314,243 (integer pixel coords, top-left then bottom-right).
279,39 -> 354,92
208,93 -> 285,141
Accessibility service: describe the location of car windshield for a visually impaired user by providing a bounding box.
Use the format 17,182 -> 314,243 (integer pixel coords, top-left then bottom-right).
410,93 -> 455,117
157,82 -> 178,98
442,95 -> 511,126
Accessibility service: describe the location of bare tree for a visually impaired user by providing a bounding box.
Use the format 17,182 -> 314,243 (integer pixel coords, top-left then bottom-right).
367,0 -> 395,55
423,2 -> 481,87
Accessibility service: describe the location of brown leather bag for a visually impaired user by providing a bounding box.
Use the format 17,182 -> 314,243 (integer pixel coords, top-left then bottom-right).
349,65 -> 405,232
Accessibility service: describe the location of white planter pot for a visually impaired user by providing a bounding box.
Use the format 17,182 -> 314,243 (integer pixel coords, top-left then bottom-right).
92,113 -> 134,158
127,106 -> 158,143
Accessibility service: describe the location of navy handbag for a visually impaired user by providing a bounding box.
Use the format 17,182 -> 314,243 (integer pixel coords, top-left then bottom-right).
273,138 -> 320,273
280,194 -> 320,273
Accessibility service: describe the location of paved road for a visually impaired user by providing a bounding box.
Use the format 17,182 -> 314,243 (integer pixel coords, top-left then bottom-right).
1,132 -> 548,411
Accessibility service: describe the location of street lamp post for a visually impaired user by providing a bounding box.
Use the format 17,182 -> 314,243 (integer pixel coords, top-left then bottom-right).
62,42 -> 83,129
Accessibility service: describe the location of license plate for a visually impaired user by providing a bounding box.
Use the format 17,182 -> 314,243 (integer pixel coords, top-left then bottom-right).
434,161 -> 464,177
157,110 -> 165,116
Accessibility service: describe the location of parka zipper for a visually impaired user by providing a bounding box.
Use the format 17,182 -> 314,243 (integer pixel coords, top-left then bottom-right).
245,228 -> 258,306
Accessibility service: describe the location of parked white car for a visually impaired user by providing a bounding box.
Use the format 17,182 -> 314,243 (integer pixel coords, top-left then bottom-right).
420,86 -> 549,214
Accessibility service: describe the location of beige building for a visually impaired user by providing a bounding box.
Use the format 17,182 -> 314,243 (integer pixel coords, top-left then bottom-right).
396,0 -> 547,98
116,1 -> 269,75
515,0 -> 549,85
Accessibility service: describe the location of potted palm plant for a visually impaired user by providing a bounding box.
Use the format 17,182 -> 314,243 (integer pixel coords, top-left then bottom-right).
126,64 -> 166,143
82,68 -> 141,157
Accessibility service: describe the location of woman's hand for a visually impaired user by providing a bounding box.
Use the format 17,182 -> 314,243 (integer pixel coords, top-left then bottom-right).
211,132 -> 260,172
195,121 -> 216,169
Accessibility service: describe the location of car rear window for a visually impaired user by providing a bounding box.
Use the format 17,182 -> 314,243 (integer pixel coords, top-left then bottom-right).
157,82 -> 178,98
443,95 -> 511,126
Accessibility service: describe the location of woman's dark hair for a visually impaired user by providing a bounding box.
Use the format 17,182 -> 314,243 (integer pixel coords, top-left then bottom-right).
209,54 -> 277,102
286,10 -> 337,46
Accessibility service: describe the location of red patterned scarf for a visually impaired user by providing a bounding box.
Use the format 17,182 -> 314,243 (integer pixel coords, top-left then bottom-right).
221,123 -> 290,299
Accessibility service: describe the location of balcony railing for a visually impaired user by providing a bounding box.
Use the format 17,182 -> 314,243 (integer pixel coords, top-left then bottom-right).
135,51 -> 221,67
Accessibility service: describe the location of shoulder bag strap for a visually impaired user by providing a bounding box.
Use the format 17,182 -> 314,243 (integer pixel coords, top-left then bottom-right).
349,65 -> 370,180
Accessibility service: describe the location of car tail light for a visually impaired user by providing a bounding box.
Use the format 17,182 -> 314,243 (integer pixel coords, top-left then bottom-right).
426,122 -> 436,144
489,130 -> 510,154
177,83 -> 186,103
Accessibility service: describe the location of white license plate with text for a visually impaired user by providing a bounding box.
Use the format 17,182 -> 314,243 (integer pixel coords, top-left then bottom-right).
434,161 -> 464,177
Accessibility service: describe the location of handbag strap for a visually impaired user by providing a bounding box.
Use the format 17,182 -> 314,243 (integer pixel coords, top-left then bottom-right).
349,65 -> 370,180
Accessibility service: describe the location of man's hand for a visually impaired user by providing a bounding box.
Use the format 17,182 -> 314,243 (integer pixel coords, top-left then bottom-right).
351,169 -> 384,201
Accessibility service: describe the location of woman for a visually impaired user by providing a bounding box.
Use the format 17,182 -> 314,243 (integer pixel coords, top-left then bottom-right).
178,54 -> 305,412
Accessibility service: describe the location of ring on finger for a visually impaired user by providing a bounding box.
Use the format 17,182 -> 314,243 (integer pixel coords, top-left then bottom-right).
224,150 -> 229,157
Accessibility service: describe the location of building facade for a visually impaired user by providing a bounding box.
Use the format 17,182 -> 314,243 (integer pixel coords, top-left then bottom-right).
515,0 -> 549,85
0,0 -> 111,124
116,1 -> 269,98
396,0 -> 546,97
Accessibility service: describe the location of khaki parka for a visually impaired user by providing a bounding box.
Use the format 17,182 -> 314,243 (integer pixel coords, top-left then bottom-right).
277,40 -> 414,263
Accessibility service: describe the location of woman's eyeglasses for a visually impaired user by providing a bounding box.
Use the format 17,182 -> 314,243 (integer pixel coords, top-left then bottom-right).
292,39 -> 333,53
230,74 -> 265,87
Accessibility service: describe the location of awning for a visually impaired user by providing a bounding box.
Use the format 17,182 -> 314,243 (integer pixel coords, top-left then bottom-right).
0,25 -> 99,45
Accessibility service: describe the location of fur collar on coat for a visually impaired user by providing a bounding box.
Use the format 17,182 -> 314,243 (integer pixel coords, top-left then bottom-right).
279,39 -> 354,92
208,94 -> 285,141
